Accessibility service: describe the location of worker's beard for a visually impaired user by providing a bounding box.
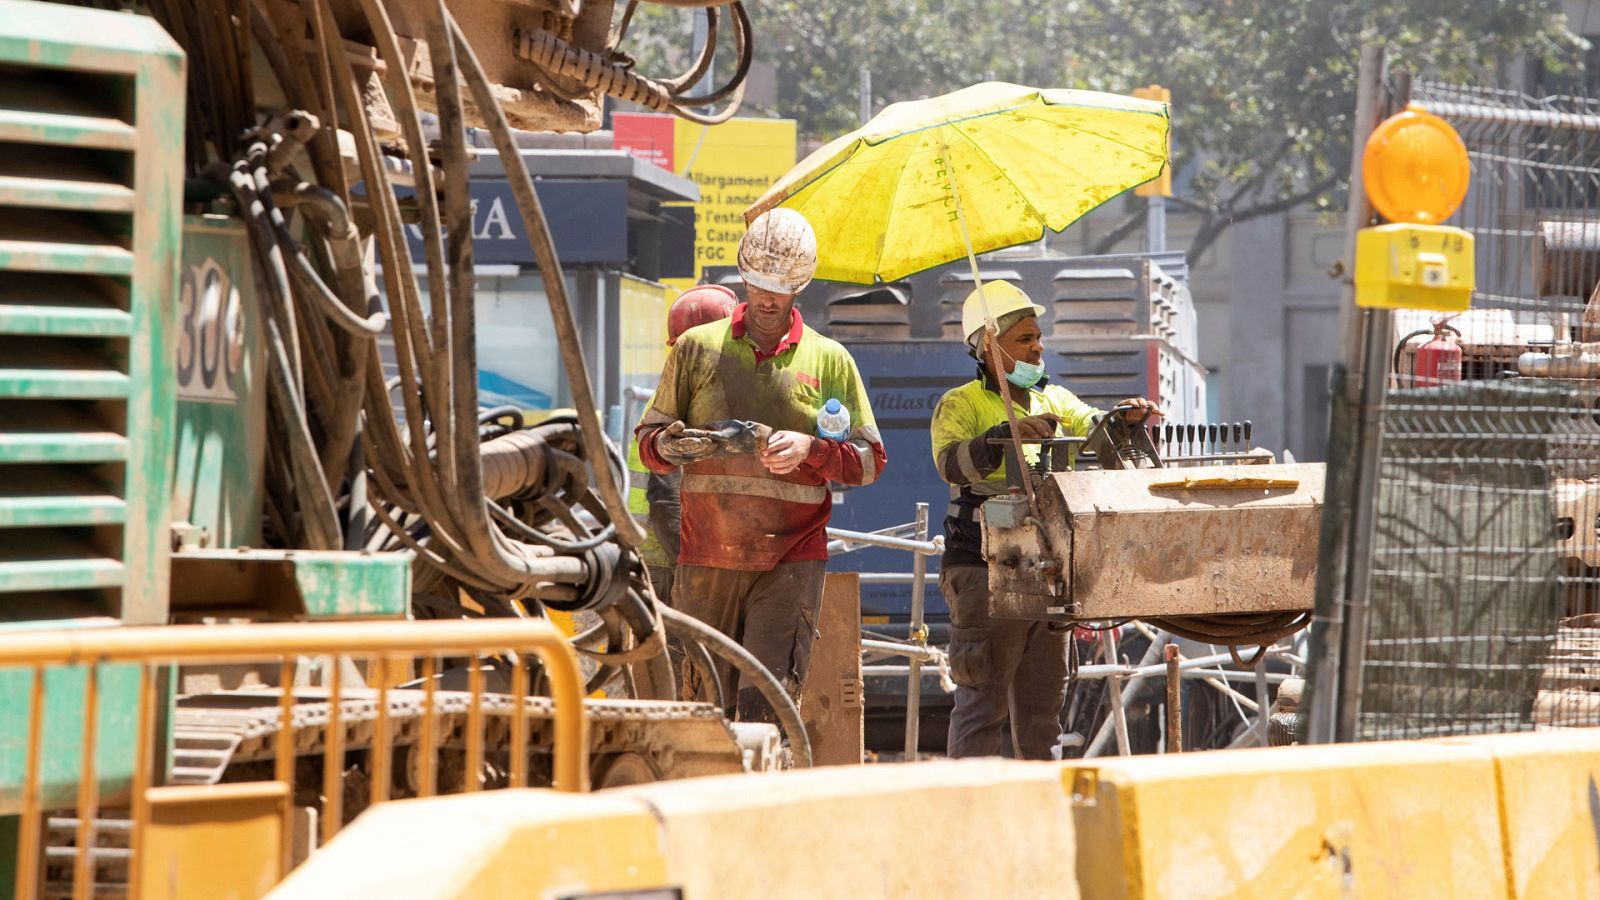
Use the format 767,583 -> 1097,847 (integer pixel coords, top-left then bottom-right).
748,302 -> 791,337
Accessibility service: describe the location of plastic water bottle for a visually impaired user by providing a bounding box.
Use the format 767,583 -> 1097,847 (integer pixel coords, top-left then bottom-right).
816,398 -> 850,441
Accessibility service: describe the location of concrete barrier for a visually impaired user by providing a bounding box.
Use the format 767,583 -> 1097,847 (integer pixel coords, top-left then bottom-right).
270,761 -> 1079,899
1442,729 -> 1600,899
1066,740 -> 1506,899
272,729 -> 1600,899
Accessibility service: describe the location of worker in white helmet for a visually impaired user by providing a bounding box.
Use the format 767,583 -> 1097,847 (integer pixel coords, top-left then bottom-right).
635,208 -> 886,724
930,281 -> 1159,759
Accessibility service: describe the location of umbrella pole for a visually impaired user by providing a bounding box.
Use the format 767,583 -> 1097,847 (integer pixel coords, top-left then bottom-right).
944,146 -> 1041,519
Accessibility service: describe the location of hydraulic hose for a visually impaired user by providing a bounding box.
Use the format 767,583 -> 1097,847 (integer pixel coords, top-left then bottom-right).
660,606 -> 812,767
448,12 -> 647,550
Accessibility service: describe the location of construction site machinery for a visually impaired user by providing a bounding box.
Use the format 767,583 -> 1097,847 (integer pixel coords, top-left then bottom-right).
980,414 -> 1326,650
0,0 -> 796,891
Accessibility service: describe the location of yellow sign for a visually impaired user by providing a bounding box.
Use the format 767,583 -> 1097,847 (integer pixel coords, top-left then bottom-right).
1132,84 -> 1173,198
619,274 -> 673,385
673,117 -> 797,282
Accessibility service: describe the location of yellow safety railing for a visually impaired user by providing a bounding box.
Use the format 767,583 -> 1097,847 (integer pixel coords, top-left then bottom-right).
2,618 -> 589,899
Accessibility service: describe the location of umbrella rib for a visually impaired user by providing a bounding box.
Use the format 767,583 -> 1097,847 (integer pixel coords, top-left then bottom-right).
1014,105 -> 1170,163
950,119 -> 1051,233
876,136 -> 923,283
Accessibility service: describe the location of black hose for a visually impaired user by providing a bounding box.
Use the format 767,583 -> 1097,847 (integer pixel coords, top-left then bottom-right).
660,606 -> 812,767
1393,329 -> 1433,378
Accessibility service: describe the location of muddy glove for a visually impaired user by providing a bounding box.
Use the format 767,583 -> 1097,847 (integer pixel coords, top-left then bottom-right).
656,420 -> 773,465
702,419 -> 772,456
656,420 -> 720,466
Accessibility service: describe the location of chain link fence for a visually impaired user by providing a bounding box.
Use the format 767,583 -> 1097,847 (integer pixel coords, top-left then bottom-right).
1339,78 -> 1600,739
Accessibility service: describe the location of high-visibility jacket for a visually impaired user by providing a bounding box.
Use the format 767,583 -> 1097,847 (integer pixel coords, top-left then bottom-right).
626,435 -> 678,569
929,371 -> 1100,567
636,304 -> 886,571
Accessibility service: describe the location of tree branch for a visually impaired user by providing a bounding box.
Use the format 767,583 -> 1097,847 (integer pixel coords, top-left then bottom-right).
1221,136 -> 1297,212
1090,209 -> 1147,255
1184,173 -> 1343,266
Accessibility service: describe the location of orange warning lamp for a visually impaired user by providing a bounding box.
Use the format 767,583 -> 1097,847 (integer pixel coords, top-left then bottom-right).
1362,106 -> 1470,224
1354,105 -> 1475,312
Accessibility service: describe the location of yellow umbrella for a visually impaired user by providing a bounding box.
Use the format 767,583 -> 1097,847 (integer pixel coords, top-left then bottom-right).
744,81 -> 1170,285
745,81 -> 1169,526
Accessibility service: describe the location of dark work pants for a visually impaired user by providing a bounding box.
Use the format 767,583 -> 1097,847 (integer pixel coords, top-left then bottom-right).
673,560 -> 826,723
943,564 -> 1069,760
647,565 -> 676,610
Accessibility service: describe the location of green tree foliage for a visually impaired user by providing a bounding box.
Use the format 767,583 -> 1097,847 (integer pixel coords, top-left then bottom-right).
621,1 -> 1583,263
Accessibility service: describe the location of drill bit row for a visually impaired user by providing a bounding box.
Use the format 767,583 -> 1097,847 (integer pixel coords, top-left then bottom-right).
1149,421 -> 1254,459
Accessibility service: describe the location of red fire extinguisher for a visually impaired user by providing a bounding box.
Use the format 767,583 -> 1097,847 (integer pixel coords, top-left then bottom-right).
1395,318 -> 1463,388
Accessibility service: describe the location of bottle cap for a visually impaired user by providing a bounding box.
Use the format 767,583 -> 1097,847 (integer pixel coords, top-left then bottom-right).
824,398 -> 842,413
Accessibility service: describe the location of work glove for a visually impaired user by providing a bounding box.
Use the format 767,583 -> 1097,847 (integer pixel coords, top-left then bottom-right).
656,420 -> 718,466
655,420 -> 773,466
1011,414 -> 1061,440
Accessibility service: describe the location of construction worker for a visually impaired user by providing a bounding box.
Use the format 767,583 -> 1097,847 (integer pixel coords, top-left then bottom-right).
930,282 -> 1159,759
626,284 -> 740,604
635,208 -> 886,723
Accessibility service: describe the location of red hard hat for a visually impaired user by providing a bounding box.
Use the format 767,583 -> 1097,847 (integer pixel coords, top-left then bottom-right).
667,284 -> 738,345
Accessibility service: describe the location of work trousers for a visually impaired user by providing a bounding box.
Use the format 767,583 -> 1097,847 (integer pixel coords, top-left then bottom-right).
943,564 -> 1069,760
647,565 -> 676,609
673,560 -> 826,723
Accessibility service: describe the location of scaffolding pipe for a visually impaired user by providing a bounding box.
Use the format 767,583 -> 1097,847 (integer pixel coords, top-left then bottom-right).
904,502 -> 929,761
826,527 -> 942,556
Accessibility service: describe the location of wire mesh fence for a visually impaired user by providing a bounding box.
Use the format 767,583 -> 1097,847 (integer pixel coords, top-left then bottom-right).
1349,79 -> 1600,739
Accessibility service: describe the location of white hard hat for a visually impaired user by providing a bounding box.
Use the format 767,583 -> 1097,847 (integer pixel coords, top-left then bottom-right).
961,281 -> 1045,347
739,208 -> 818,295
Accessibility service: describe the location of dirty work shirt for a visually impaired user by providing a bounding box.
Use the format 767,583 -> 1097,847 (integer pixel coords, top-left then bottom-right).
930,371 -> 1101,568
636,304 -> 886,571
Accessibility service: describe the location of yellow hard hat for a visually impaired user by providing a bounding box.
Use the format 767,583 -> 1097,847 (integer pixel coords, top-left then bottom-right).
961,281 -> 1045,347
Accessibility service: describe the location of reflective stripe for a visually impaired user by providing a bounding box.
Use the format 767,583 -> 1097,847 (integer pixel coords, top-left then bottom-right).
853,440 -> 878,485
954,438 -> 985,484
851,424 -> 883,446
682,473 -> 828,505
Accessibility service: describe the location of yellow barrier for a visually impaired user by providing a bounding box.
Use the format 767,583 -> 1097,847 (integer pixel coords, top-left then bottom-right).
1067,741 -> 1506,899
270,760 -> 1081,899
1440,729 -> 1600,898
268,728 -> 1600,899
2,619 -> 588,899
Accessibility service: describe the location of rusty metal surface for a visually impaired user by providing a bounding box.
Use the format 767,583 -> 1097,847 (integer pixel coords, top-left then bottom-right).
313,0 -> 616,133
987,462 -> 1325,620
798,573 -> 864,766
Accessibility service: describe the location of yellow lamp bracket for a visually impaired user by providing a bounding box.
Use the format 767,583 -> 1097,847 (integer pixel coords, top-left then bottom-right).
1355,223 -> 1474,311
1354,105 -> 1476,312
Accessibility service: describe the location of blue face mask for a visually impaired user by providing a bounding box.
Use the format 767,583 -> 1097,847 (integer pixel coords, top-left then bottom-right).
1005,358 -> 1046,389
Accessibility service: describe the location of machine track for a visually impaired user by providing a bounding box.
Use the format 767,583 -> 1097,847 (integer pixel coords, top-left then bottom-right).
172,690 -> 780,791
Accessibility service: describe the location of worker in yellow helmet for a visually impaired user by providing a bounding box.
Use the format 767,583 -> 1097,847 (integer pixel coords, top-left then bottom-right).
929,281 -> 1159,759
626,284 -> 740,603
